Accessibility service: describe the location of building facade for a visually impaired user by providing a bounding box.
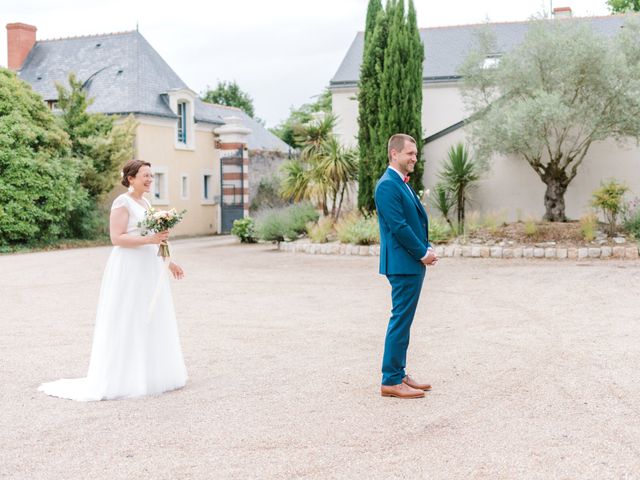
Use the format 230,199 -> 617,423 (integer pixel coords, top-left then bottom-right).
6,22 -> 289,235
330,11 -> 640,221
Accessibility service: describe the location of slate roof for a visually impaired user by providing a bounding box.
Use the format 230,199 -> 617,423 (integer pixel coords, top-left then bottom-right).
330,14 -> 632,87
18,30 -> 289,152
19,30 -> 194,119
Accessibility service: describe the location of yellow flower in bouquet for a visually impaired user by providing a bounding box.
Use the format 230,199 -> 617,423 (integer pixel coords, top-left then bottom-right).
138,208 -> 186,259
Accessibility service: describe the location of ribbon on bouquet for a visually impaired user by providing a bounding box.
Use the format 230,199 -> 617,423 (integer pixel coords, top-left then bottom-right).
146,242 -> 171,324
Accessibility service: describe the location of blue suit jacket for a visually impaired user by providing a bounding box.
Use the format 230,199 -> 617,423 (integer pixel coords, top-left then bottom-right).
375,168 -> 431,275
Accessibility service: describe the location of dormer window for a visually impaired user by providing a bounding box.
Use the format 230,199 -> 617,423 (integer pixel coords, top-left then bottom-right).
482,54 -> 502,69
167,88 -> 197,150
177,101 -> 188,144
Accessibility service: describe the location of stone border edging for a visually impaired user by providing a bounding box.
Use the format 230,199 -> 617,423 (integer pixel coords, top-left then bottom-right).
278,240 -> 640,260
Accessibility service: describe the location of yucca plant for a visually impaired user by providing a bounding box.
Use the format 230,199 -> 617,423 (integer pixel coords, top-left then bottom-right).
430,182 -> 455,232
439,143 -> 480,235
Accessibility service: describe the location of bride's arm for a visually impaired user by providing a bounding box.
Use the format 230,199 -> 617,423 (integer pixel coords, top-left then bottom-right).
109,207 -> 168,247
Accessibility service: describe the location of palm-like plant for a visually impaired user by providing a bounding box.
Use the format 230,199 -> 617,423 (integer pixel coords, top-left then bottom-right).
280,159 -> 310,202
295,114 -> 336,161
317,137 -> 358,219
281,114 -> 358,219
439,143 -> 480,235
430,182 -> 455,231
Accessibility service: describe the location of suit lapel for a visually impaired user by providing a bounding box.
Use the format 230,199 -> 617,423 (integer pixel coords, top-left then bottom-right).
407,183 -> 428,220
386,168 -> 427,220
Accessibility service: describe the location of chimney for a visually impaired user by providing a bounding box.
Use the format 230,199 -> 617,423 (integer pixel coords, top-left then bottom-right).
6,23 -> 37,70
552,7 -> 573,19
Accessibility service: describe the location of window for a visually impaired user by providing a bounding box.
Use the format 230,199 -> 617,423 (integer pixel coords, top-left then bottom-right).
151,166 -> 169,205
482,54 -> 501,69
203,174 -> 212,200
180,174 -> 189,199
154,173 -> 166,200
168,89 -> 196,150
177,101 -> 187,144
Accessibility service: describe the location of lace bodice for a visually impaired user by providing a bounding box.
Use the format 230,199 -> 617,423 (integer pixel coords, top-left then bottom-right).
111,193 -> 150,235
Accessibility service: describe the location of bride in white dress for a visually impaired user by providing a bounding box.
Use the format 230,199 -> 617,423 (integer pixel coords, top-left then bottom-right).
39,160 -> 188,401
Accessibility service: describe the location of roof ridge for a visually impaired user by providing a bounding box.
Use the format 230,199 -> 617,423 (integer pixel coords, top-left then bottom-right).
419,12 -> 637,31
38,30 -> 137,43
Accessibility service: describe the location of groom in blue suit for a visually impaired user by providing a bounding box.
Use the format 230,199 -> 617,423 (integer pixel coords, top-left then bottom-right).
375,133 -> 438,399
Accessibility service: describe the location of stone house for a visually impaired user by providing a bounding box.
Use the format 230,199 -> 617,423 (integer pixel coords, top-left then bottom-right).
6,22 -> 289,235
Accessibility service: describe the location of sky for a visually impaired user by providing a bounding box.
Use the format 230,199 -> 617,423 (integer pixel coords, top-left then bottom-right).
2,0 -> 611,127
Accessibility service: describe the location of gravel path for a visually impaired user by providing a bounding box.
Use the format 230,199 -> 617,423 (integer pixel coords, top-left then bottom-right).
1,238 -> 639,479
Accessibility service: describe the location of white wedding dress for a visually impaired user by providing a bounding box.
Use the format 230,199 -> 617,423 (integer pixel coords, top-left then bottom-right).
39,193 -> 187,401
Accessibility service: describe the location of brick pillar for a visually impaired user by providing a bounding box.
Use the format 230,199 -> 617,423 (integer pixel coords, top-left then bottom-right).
214,116 -> 252,218
6,23 -> 37,70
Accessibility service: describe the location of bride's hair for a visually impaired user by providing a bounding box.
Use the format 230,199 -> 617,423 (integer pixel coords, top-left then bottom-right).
121,160 -> 152,187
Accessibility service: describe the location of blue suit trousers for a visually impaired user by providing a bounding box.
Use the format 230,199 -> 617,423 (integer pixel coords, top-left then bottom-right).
381,270 -> 426,385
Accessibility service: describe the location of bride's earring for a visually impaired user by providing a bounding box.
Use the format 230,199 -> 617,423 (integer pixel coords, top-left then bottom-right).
128,186 -> 133,193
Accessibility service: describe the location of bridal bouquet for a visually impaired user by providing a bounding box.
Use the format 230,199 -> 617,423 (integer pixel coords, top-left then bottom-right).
138,208 -> 186,259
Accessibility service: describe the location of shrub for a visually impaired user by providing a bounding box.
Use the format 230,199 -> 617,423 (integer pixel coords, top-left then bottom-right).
592,180 -> 628,235
336,212 -> 380,245
254,203 -> 319,243
231,217 -> 257,243
464,211 -> 481,235
580,212 -> 598,242
482,210 -> 507,235
254,208 -> 297,243
287,202 -> 320,234
623,197 -> 640,239
307,217 -> 334,243
428,217 -> 453,244
250,175 -> 287,212
524,218 -> 538,237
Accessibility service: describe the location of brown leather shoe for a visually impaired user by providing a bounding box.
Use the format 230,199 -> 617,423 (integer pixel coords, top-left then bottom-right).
403,375 -> 432,391
381,383 -> 425,398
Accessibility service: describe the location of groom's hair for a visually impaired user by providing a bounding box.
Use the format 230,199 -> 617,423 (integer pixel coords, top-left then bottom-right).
388,134 -> 416,161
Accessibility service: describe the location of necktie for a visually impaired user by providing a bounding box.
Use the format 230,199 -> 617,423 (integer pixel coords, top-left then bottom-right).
403,176 -> 410,184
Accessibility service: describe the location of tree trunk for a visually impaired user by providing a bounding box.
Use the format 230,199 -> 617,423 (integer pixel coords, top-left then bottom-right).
336,183 -> 347,220
457,189 -> 465,235
543,177 -> 568,222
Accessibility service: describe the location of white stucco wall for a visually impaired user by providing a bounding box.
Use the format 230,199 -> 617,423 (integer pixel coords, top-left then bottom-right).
333,83 -> 640,221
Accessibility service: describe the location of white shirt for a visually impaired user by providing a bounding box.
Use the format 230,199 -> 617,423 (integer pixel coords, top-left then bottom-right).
387,166 -> 413,194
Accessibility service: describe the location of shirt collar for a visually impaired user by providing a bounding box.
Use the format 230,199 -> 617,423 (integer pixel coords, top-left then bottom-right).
387,165 -> 407,182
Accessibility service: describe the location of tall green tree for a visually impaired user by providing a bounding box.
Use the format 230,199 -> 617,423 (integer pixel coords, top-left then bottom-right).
357,0 -> 384,212
0,68 -> 83,245
201,80 -> 256,118
359,0 -> 424,211
56,74 -> 136,237
271,88 -> 332,149
607,0 -> 640,12
461,18 -> 640,221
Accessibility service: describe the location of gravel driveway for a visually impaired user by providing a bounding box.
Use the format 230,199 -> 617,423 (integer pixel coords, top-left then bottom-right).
1,237 -> 639,479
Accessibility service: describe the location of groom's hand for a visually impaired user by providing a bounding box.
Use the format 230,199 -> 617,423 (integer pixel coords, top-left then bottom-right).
421,249 -> 438,266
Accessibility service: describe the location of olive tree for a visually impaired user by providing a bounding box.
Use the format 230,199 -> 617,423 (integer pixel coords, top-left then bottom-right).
460,18 -> 640,221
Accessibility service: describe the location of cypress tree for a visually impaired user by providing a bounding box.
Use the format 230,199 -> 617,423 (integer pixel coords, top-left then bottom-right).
357,0 -> 384,213
377,0 -> 424,192
405,0 -> 424,190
